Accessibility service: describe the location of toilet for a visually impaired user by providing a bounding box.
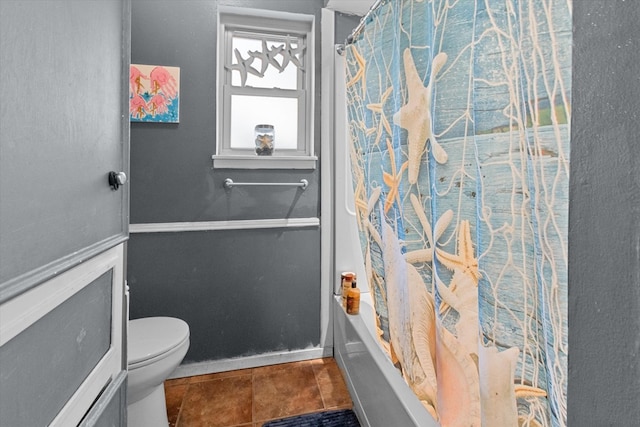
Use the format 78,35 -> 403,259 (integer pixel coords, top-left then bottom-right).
127,317 -> 190,427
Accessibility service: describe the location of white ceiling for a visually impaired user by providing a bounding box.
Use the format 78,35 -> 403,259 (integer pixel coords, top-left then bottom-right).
325,0 -> 374,16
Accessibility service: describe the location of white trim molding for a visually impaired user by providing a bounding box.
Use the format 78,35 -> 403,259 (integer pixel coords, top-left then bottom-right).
320,7 -> 336,354
212,154 -> 317,169
129,217 -> 320,234
170,346 -> 333,379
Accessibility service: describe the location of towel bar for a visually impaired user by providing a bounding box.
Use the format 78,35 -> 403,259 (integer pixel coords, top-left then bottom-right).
223,178 -> 308,190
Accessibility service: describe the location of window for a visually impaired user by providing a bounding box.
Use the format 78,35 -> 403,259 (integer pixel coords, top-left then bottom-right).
214,7 -> 316,169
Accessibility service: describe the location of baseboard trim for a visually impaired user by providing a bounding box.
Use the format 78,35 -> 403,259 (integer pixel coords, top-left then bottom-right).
170,346 -> 333,379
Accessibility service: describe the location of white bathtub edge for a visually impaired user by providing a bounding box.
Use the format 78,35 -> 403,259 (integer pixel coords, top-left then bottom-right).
333,295 -> 438,427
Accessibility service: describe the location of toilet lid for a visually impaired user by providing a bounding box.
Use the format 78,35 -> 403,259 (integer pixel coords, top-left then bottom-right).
128,317 -> 190,365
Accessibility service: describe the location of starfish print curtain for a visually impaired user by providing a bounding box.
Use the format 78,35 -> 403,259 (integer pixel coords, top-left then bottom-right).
343,0 -> 570,426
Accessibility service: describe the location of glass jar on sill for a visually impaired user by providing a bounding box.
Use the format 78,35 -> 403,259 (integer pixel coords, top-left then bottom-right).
255,124 -> 275,156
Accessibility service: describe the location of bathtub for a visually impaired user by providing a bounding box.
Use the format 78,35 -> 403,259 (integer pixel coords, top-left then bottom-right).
333,292 -> 438,427
328,36 -> 438,427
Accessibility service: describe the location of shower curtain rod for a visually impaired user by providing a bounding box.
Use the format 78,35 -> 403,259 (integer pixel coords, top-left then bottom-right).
341,0 -> 386,48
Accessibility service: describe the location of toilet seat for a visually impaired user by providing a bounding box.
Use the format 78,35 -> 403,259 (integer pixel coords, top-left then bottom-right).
128,317 -> 190,369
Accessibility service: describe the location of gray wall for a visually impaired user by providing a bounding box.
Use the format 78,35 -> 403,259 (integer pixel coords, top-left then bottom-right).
569,1 -> 640,425
129,0 -> 322,224
334,11 -> 361,45
128,0 -> 324,363
128,228 -> 320,359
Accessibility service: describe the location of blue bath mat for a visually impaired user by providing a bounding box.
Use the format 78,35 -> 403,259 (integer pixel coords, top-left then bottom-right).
262,409 -> 360,427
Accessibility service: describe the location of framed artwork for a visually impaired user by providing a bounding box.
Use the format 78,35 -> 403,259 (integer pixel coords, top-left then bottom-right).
129,64 -> 180,123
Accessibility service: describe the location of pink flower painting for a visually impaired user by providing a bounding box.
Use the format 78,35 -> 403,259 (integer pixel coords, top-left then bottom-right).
129,64 -> 180,123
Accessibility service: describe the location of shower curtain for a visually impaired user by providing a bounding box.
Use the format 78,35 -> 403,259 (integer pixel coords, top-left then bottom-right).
343,1 -> 570,426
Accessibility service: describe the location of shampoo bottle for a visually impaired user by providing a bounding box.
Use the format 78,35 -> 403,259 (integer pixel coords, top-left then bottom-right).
346,280 -> 360,315
341,272 -> 355,309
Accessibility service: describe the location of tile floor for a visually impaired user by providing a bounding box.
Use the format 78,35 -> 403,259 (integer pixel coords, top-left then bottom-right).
164,358 -> 353,427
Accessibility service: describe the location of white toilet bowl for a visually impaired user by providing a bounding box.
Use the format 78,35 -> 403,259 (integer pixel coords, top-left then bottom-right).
127,317 -> 190,427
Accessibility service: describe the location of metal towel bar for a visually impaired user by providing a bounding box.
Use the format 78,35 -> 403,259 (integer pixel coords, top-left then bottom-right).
223,178 -> 308,190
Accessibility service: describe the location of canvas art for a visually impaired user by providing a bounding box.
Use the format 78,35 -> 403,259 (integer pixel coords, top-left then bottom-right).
129,64 -> 180,123
344,0 -> 570,426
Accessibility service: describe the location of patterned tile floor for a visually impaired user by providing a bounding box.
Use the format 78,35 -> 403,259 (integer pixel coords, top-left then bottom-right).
164,358 -> 352,427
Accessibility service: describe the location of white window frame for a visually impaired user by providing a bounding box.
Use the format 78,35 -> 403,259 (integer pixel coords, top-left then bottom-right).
213,6 -> 317,169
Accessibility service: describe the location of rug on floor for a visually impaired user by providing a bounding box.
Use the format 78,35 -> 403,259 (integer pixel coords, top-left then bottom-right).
262,409 -> 360,427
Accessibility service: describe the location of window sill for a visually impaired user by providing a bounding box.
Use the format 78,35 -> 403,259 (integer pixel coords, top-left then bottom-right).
211,154 -> 317,170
